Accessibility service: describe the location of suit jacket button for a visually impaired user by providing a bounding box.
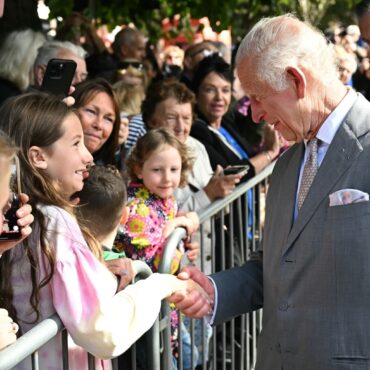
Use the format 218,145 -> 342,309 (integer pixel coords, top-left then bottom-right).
279,303 -> 289,311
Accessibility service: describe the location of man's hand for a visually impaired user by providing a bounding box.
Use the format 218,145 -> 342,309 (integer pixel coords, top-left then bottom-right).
168,266 -> 215,318
0,193 -> 33,254
105,258 -> 136,292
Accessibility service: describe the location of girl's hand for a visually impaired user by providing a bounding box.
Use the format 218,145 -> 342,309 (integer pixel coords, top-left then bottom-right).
166,272 -> 212,319
0,309 -> 18,350
105,258 -> 136,292
183,212 -> 199,235
184,239 -> 199,262
162,219 -> 177,239
162,213 -> 199,239
0,193 -> 33,255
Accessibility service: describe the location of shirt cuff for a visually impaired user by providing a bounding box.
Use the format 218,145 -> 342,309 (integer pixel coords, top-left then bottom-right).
206,276 -> 218,325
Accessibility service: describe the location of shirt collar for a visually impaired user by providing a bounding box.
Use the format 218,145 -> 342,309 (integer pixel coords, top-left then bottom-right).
315,88 -> 357,146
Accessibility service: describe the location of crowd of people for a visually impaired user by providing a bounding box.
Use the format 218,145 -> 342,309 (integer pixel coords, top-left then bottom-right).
1,1 -> 370,370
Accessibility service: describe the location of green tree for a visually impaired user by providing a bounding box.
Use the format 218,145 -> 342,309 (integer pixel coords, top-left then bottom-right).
0,0 -> 364,42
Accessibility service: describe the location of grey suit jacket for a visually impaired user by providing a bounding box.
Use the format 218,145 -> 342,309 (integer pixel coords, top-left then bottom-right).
212,94 -> 370,370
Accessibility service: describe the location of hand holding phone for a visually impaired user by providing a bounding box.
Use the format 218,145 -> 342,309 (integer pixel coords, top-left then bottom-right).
0,156 -> 22,240
40,59 -> 77,97
223,165 -> 250,177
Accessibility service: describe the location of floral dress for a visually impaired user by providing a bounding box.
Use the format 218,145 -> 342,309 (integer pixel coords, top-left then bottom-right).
115,182 -> 183,273
115,182 -> 184,356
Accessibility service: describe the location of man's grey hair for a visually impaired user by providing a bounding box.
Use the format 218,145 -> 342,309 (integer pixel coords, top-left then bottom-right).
236,14 -> 338,91
34,40 -> 87,69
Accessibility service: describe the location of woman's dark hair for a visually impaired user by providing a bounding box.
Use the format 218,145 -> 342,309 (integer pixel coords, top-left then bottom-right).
142,78 -> 195,127
73,78 -> 120,165
191,54 -> 233,94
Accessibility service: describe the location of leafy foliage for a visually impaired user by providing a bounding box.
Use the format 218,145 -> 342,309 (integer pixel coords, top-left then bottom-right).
45,0 -> 362,42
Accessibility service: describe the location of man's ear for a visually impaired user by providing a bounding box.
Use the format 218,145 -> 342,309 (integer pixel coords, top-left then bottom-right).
34,64 -> 46,87
120,206 -> 129,225
286,66 -> 306,99
28,146 -> 48,169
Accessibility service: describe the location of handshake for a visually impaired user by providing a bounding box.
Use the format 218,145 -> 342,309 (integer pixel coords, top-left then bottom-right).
167,266 -> 215,319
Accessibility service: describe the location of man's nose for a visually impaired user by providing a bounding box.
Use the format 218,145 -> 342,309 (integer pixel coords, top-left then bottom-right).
176,118 -> 185,132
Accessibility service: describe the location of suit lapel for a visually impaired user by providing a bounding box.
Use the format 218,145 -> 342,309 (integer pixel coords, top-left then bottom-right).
275,143 -> 303,242
263,143 -> 302,259
283,120 -> 363,255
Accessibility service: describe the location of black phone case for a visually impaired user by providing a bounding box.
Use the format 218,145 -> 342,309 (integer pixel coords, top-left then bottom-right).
0,193 -> 21,240
40,58 -> 77,97
223,165 -> 250,176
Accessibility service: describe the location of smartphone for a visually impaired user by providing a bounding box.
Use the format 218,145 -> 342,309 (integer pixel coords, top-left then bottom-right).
223,165 -> 250,177
0,156 -> 22,240
40,58 -> 77,97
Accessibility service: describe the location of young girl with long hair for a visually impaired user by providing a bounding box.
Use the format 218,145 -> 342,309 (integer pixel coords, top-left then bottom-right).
0,93 -> 205,370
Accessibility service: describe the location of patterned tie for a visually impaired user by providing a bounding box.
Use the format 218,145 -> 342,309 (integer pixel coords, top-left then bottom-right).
297,138 -> 318,209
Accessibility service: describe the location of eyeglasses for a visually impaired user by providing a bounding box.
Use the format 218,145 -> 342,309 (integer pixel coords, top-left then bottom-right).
118,61 -> 144,71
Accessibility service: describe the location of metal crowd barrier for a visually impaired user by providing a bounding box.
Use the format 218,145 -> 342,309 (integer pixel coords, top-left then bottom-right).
0,260 -> 154,370
0,162 -> 274,370
159,162 -> 274,370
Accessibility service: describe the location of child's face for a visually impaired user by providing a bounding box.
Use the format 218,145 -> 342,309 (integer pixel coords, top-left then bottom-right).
43,113 -> 93,198
136,144 -> 182,199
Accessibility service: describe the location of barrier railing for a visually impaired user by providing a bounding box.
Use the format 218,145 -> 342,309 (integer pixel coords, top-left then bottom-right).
0,162 -> 274,370
0,261 -> 154,370
159,162 -> 274,370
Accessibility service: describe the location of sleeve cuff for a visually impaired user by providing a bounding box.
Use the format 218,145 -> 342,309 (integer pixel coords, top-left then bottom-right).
206,276 -> 218,325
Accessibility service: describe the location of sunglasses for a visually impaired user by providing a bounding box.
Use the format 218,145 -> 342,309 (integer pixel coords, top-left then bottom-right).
118,61 -> 144,71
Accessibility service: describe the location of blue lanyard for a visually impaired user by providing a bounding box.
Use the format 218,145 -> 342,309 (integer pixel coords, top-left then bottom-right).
218,126 -> 249,159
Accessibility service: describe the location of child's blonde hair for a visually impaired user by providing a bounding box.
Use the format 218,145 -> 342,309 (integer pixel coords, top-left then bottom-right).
126,128 -> 193,188
113,81 -> 145,117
